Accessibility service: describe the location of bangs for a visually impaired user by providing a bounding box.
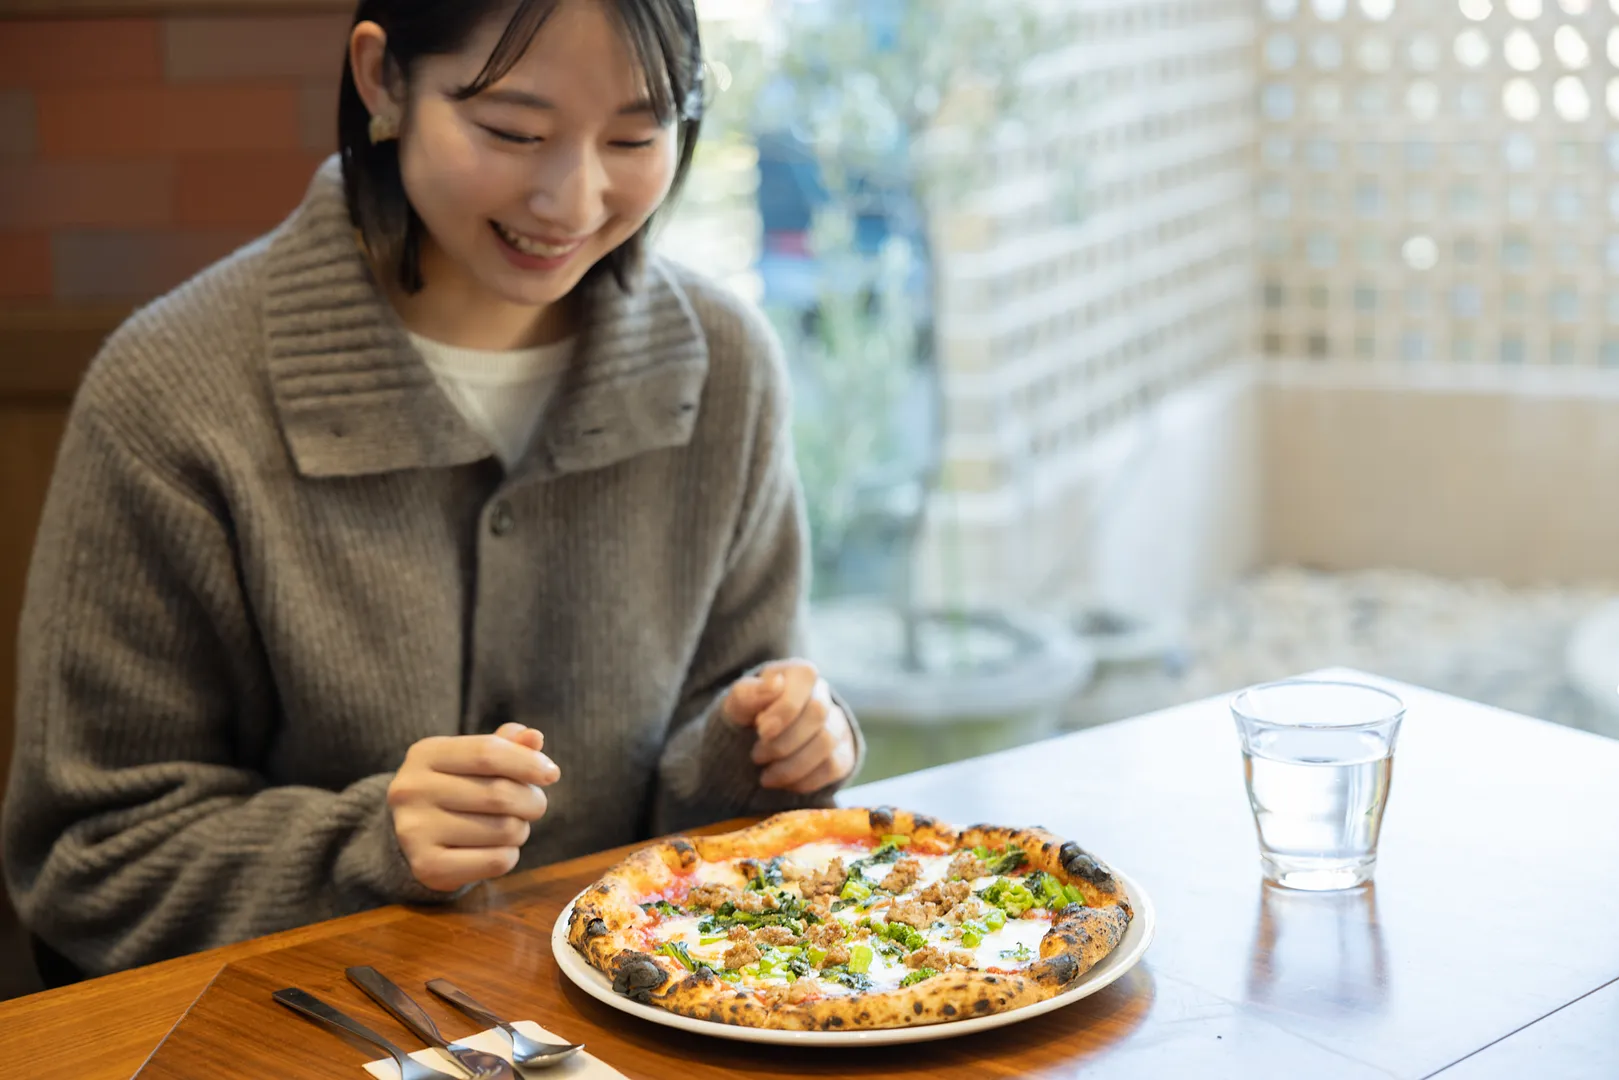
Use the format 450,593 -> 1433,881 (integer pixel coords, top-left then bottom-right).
452,0 -> 699,125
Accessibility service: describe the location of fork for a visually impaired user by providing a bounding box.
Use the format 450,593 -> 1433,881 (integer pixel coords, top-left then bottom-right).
425,978 -> 584,1069
273,987 -> 461,1080
347,966 -> 514,1080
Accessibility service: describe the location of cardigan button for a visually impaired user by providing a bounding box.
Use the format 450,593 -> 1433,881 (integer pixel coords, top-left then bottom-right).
489,501 -> 515,537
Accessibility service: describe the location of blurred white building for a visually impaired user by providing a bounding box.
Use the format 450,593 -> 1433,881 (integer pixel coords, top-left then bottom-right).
668,0 -> 1619,633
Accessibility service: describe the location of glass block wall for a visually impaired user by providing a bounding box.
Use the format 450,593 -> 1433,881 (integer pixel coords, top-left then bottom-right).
1258,0 -> 1619,368
922,0 -> 1258,606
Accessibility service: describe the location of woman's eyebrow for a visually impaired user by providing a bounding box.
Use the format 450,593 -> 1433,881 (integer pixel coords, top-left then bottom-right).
482,87 -> 659,115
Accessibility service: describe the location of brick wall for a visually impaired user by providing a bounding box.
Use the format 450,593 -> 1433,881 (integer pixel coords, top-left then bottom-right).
0,15 -> 353,956
0,10 -> 349,306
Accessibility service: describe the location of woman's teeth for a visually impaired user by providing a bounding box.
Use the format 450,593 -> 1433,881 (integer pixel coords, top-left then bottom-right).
494,223 -> 578,258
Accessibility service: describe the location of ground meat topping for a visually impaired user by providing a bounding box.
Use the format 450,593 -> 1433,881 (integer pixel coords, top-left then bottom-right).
947,851 -> 989,881
919,879 -> 971,906
800,858 -> 849,898
906,945 -> 974,970
722,940 -> 761,969
885,898 -> 939,928
879,857 -> 922,893
753,925 -> 800,947
786,977 -> 824,1003
688,884 -> 738,910
944,898 -> 989,925
804,921 -> 847,949
732,890 -> 778,913
822,943 -> 851,967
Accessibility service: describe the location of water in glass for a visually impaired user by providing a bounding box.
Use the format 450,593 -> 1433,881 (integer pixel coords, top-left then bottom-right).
1232,680 -> 1403,891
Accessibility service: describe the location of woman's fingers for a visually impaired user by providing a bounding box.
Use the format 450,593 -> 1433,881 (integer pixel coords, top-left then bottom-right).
431,773 -> 551,820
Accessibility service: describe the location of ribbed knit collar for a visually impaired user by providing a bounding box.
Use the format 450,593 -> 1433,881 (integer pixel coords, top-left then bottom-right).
261,157 -> 709,480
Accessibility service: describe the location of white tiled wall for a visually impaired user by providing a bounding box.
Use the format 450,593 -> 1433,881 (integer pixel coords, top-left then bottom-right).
1257,0 -> 1619,370
918,0 -> 1261,612
1255,0 -> 1619,584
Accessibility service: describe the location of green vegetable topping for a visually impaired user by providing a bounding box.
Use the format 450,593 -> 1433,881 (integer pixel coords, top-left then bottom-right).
696,889 -> 818,935
744,856 -> 787,891
658,938 -> 743,980
978,877 -> 1037,916
840,879 -> 872,902
1016,871 -> 1089,911
639,900 -> 683,918
959,921 -> 986,948
756,946 -> 813,982
848,944 -> 873,974
988,845 -> 1027,875
848,841 -> 906,876
999,942 -> 1034,962
984,908 -> 1007,931
659,941 -> 698,970
879,921 -> 928,951
900,967 -> 939,987
820,966 -> 875,992
698,911 -> 805,935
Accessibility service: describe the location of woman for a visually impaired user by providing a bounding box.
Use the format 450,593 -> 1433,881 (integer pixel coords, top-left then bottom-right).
1,0 -> 861,982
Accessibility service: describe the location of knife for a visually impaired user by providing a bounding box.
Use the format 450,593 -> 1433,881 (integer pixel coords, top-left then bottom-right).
345,965 -> 514,1080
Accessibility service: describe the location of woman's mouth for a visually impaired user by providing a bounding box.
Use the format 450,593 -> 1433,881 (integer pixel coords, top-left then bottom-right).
491,222 -> 588,271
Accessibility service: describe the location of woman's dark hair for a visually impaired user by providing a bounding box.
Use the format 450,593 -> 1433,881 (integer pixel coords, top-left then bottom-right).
338,0 -> 704,294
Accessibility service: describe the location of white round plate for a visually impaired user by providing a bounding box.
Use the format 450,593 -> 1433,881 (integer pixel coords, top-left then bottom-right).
550,868 -> 1155,1047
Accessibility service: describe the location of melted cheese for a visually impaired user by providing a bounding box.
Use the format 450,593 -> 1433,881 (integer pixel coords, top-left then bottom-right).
691,859 -> 747,888
779,840 -> 866,869
970,916 -> 1049,968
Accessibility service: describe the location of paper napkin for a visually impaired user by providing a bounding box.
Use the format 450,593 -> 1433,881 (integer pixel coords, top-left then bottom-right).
362,1020 -> 623,1079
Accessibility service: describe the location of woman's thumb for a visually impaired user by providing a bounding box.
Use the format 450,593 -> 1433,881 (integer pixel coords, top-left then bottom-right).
495,723 -> 545,752
725,674 -> 780,726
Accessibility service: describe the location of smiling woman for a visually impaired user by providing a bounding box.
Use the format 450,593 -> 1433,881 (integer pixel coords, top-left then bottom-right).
1,0 -> 863,986
340,0 -> 704,349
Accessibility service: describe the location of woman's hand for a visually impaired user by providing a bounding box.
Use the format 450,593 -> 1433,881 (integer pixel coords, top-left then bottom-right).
723,660 -> 857,793
387,723 -> 559,892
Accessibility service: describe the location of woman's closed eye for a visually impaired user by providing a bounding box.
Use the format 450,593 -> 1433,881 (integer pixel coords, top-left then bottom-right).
481,125 -> 542,145
479,126 -> 656,150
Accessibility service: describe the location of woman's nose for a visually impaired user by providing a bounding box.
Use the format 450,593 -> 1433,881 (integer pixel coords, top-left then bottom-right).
528,143 -> 605,233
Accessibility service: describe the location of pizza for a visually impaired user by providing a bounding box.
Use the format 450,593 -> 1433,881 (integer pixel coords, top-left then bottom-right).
563,807 -> 1133,1031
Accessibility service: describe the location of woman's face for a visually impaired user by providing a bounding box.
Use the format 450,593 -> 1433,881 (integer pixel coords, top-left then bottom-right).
395,0 -> 679,312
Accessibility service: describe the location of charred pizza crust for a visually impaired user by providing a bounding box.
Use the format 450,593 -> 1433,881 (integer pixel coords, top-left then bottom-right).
564,807 -> 1132,1031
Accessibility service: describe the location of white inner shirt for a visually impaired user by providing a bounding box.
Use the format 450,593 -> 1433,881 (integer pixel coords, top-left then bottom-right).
409,331 -> 576,471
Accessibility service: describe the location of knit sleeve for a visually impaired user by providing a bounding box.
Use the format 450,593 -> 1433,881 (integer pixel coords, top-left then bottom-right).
0,403 -> 458,978
651,311 -> 865,835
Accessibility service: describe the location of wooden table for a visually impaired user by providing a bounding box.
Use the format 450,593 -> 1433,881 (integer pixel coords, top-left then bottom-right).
2,669 -> 1615,1078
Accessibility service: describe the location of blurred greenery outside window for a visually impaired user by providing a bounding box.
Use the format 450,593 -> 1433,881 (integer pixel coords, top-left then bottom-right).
660,0 -> 1100,781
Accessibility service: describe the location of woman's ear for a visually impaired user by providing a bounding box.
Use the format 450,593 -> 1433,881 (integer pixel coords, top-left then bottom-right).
349,21 -> 402,140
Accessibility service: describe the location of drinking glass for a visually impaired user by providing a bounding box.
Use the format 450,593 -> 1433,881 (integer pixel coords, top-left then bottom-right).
1231,679 -> 1404,891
